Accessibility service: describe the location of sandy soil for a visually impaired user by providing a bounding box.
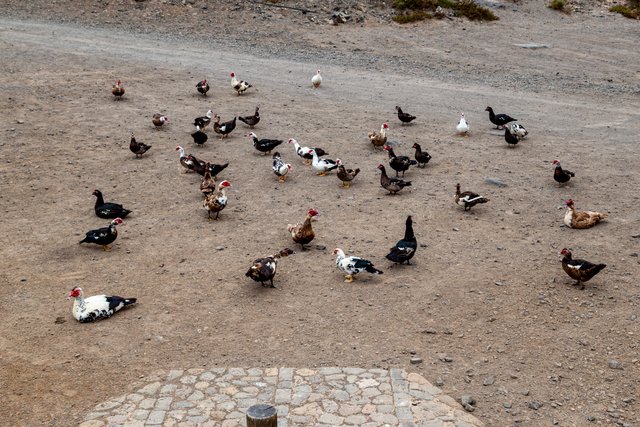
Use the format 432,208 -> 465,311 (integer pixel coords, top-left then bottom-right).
1,1 -> 639,426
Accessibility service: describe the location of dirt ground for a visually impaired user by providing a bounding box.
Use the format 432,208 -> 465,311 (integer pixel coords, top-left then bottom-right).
1,1 -> 639,426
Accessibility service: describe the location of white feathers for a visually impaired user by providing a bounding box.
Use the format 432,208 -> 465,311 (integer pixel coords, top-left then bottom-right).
509,122 -> 528,139
312,70 -> 322,88
456,112 -> 469,135
563,208 -> 574,228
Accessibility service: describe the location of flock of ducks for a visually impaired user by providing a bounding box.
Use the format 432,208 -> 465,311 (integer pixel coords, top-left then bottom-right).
69,70 -> 609,322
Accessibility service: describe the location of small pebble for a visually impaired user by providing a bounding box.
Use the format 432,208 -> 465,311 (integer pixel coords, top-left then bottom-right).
483,376 -> 495,386
528,401 -> 543,410
460,395 -> 476,412
608,360 -> 623,370
410,357 -> 423,364
215,246 -> 224,251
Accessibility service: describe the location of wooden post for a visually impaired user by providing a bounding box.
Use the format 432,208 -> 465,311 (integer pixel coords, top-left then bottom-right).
246,403 -> 277,427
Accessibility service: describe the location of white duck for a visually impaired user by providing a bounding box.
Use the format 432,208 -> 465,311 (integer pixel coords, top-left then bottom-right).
312,70 -> 322,88
230,72 -> 252,95
509,122 -> 528,139
67,287 -> 136,323
456,112 -> 470,135
272,152 -> 292,182
333,248 -> 383,283
309,149 -> 339,176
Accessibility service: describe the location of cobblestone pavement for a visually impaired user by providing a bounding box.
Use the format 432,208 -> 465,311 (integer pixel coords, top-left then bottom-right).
80,367 -> 484,427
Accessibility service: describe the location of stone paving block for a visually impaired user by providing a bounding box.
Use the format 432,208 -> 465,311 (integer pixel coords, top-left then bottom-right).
318,367 -> 342,375
396,405 -> 414,421
84,412 -> 108,420
390,368 -> 405,380
139,398 -> 156,410
127,393 -> 145,402
278,368 -> 293,381
275,388 -> 291,404
371,412 -> 399,424
377,404 -> 394,413
146,410 -> 166,425
344,414 -> 367,425
247,368 -> 263,376
166,370 -> 184,381
319,413 -> 344,425
198,371 -> 216,381
168,409 -> 186,421
194,381 -> 209,390
107,414 -> 127,424
132,409 -> 150,420
138,382 -> 162,395
78,421 -> 104,427
155,397 -> 172,410
237,398 -> 257,408
172,401 -> 195,409
322,399 -> 339,413
159,385 -> 177,395
180,375 -> 197,385
330,389 -> 350,401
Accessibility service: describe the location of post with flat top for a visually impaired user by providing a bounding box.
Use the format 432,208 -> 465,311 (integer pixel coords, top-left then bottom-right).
246,403 -> 277,427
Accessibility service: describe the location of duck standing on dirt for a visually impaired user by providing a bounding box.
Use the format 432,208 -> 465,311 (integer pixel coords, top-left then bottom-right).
368,123 -> 388,150
247,132 -> 283,155
504,126 -> 520,148
193,109 -> 213,130
196,79 -> 209,96
203,181 -> 231,220
377,164 -> 411,195
384,145 -> 417,177
560,248 -> 606,290
239,106 -> 260,128
214,115 -> 237,139
485,106 -> 516,129
395,106 -> 416,124
92,189 -> 131,219
287,209 -> 319,250
191,125 -> 208,146
112,79 -> 125,99
230,72 -> 252,95
386,215 -> 417,265
310,149 -> 339,176
333,248 -> 383,283
79,218 -> 124,251
272,152 -> 292,182
152,113 -> 168,129
129,132 -> 151,157
246,248 -> 295,289
411,143 -> 432,168
336,161 -> 360,188
455,183 -> 489,211
312,70 -> 322,88
456,112 -> 469,135
553,160 -> 575,186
